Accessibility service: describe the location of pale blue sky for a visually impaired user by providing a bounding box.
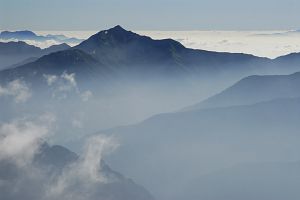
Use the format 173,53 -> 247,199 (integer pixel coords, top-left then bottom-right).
0,0 -> 299,31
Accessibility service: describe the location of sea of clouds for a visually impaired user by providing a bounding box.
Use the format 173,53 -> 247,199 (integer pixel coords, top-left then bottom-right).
32,30 -> 300,58
2,29 -> 300,58
138,30 -> 300,59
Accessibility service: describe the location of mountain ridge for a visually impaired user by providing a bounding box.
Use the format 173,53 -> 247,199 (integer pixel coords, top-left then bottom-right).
0,30 -> 83,44
0,41 -> 71,70
184,71 -> 300,110
100,97 -> 300,200
0,26 -> 274,83
74,25 -> 270,74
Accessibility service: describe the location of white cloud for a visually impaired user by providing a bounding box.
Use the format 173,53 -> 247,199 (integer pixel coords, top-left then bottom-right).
44,72 -> 93,101
61,72 -> 77,89
0,79 -> 32,103
80,135 -> 119,182
0,120 -> 49,166
43,72 -> 78,99
56,72 -> 78,94
0,116 -> 123,200
47,135 -> 119,199
43,74 -> 58,86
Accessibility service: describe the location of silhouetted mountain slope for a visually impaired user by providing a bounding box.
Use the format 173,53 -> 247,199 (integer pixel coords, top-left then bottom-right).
0,26 -> 274,92
0,143 -> 155,200
0,41 -> 41,54
274,52 -> 300,66
33,143 -> 79,170
106,97 -> 300,153
102,97 -> 300,199
42,43 -> 71,54
182,161 -> 300,200
5,57 -> 39,69
75,25 -> 269,75
0,49 -> 107,84
76,26 -> 187,69
0,41 -> 70,55
2,26 -> 300,82
33,49 -> 98,71
185,71 -> 300,110
0,41 -> 70,69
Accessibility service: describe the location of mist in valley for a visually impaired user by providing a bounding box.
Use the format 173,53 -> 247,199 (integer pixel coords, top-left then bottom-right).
0,25 -> 300,200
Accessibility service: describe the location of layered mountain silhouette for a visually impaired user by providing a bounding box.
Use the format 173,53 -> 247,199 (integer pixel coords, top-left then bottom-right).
101,97 -> 300,199
0,41 -> 70,55
185,71 -> 300,110
2,26 -> 300,81
1,26 -> 300,200
274,51 -> 300,71
0,142 -> 154,200
0,41 -> 41,54
0,30 -> 83,44
0,49 -> 114,86
0,26 -> 274,84
97,69 -> 300,199
0,41 -> 70,69
75,25 -> 270,74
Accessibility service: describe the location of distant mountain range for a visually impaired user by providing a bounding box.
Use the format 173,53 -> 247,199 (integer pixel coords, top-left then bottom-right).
101,97 -> 300,199
1,26 -> 300,84
0,41 -> 70,55
97,67 -> 300,199
0,30 -> 83,44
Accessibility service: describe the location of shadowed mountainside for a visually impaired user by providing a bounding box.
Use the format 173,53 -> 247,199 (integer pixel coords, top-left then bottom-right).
0,142 -> 155,200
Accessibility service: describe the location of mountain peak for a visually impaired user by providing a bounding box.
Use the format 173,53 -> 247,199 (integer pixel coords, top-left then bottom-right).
109,25 -> 126,32
102,25 -> 132,37
75,25 -> 138,53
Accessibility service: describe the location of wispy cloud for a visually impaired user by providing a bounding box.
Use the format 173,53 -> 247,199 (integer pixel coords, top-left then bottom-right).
0,117 -> 51,166
43,74 -> 58,86
43,72 -> 93,101
0,79 -> 32,103
48,135 -> 119,199
60,72 -> 77,91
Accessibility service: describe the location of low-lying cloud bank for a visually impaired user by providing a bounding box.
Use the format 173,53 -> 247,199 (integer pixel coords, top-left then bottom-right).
138,30 -> 300,58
